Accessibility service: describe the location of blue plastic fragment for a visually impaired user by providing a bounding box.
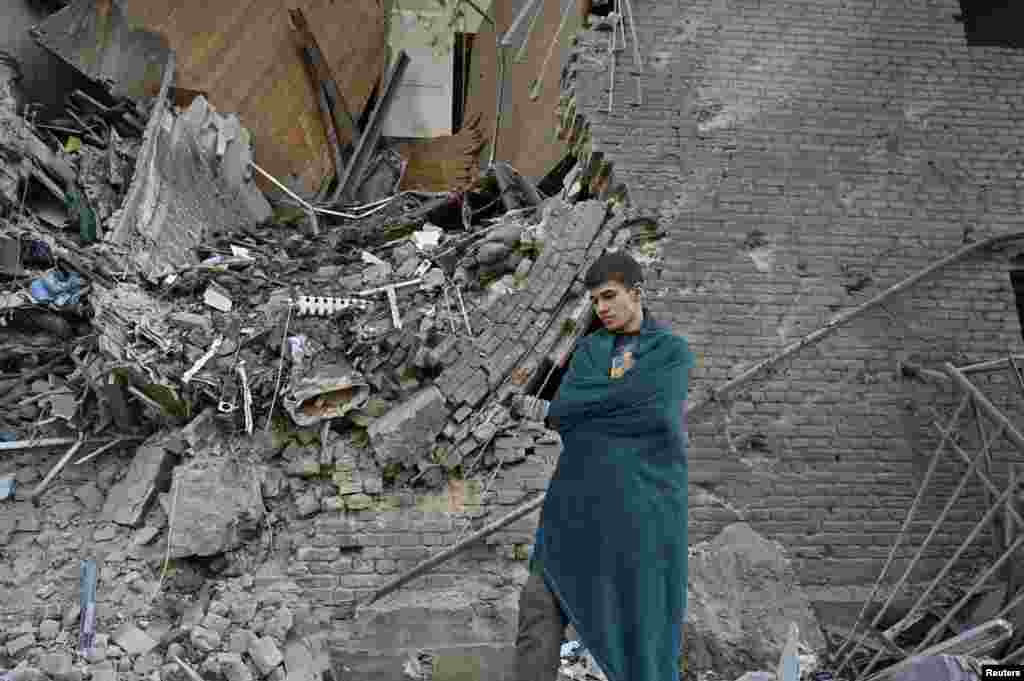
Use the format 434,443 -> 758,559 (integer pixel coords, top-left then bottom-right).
560,641 -> 583,658
79,559 -> 98,656
0,478 -> 15,501
29,270 -> 85,307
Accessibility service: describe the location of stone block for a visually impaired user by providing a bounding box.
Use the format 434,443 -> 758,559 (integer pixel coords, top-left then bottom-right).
367,387 -> 449,468
102,439 -> 176,527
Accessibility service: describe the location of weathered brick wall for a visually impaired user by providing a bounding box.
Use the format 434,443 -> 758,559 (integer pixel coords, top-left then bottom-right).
288,455 -> 557,627
569,0 -> 1024,587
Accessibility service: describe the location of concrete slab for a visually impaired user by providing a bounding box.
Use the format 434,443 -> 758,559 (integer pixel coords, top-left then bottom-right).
102,438 -> 176,528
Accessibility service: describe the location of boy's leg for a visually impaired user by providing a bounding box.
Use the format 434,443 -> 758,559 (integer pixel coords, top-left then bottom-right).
515,573 -> 567,681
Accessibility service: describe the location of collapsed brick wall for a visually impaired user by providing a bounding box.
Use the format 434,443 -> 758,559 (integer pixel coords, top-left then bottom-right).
566,0 -> 1024,587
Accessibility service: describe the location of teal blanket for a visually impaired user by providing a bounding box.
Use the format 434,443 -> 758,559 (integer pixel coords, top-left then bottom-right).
534,320 -> 693,681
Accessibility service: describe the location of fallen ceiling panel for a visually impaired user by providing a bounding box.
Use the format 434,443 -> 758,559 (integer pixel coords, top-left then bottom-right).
38,0 -> 388,198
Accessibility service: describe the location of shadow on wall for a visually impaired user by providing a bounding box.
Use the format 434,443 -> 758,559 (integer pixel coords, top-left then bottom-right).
0,0 -> 92,120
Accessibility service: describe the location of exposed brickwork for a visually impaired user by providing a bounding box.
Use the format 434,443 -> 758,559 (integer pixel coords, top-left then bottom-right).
565,0 -> 1024,586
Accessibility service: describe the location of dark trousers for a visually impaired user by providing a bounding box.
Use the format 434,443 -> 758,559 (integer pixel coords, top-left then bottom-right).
515,573 -> 690,681
515,572 -> 567,681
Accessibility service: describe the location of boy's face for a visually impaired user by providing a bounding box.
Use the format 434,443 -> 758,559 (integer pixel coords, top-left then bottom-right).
589,280 -> 642,333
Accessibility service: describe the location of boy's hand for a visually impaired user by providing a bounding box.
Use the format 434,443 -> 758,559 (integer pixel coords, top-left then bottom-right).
512,395 -> 549,422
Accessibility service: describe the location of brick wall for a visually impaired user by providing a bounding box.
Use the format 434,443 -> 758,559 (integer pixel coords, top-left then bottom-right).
288,454 -> 557,626
568,0 -> 1024,586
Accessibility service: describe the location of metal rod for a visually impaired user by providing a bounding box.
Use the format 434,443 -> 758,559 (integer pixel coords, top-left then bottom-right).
1007,463 -> 1021,592
363,493 -> 544,606
489,41 -> 507,168
501,0 -> 543,47
835,396 -> 971,673
688,232 -> 1024,425
927,407 -> 1024,529
1002,642 -> 1024,665
528,0 -> 575,101
623,0 -> 643,70
995,582 -> 1024,632
607,23 -> 616,113
27,432 -> 85,502
249,161 -> 319,234
1008,354 -> 1024,397
945,362 -> 1024,454
0,436 -> 127,452
863,619 -> 1014,681
857,418 -> 1004,661
974,398 -> 1003,559
915,532 -> 1024,653
855,483 -> 1021,679
462,0 -> 495,27
74,437 -> 130,465
959,354 -> 1024,375
455,284 -> 472,335
513,0 -> 546,63
264,303 -> 294,433
874,421 -> 1005,647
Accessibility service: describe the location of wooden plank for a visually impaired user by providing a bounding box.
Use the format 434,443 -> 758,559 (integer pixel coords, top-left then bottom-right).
120,0 -> 387,197
460,0 -> 582,180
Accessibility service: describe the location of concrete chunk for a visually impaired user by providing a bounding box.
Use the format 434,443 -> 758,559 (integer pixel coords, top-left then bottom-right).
39,653 -> 74,681
102,439 -> 176,527
218,653 -> 253,681
248,636 -> 283,675
368,386 -> 449,468
167,458 -> 264,558
111,622 -> 158,656
685,523 -> 825,680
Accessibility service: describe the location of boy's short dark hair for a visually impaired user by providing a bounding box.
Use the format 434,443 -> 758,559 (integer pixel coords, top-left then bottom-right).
584,250 -> 644,290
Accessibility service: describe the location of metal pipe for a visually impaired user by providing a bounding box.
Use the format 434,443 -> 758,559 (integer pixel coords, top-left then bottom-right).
513,0 -> 546,63
489,41 -> 507,168
915,531 -> 1024,653
927,406 -> 1024,529
688,232 -> 1024,425
622,0 -> 643,70
958,354 -> 1024,375
501,0 -> 543,47
854,419 -> 1003,663
862,619 -> 1013,681
835,396 -> 971,673
945,362 -> 1024,454
854,483 -> 1021,679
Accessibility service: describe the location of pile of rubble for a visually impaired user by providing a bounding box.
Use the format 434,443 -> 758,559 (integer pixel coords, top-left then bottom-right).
0,17 -> 618,679
0,574 -> 334,681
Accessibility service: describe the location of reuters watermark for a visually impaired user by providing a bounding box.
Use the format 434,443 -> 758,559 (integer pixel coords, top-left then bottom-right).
984,666 -> 1024,678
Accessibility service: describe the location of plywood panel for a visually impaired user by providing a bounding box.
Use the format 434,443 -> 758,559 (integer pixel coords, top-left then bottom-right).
462,0 -> 583,182
122,0 -> 387,196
